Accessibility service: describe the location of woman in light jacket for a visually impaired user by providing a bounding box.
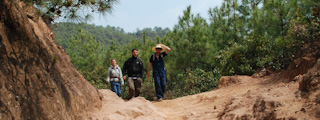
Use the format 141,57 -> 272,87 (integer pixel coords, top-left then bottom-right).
106,59 -> 124,96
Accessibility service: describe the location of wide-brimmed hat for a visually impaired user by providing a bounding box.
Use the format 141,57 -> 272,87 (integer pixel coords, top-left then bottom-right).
152,44 -> 166,52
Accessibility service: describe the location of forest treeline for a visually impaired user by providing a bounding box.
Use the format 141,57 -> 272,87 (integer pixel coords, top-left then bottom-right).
53,23 -> 170,48
53,0 -> 319,100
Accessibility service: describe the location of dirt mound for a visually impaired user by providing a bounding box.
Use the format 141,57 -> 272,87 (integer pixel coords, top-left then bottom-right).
218,76 -> 253,88
89,89 -> 167,120
283,42 -> 320,82
153,74 -> 319,119
0,1 -> 102,119
299,58 -> 320,92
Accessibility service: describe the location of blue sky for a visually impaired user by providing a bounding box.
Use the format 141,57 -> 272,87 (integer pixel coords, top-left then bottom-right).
88,0 -> 224,33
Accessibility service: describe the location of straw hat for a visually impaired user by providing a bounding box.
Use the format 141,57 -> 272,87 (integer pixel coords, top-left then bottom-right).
152,44 -> 166,52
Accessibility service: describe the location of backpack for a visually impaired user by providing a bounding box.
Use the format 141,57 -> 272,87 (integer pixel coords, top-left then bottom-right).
109,66 -> 120,78
152,52 -> 166,70
152,52 -> 164,62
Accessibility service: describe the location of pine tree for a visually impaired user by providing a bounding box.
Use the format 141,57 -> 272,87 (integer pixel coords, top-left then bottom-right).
22,0 -> 118,23
66,28 -> 107,88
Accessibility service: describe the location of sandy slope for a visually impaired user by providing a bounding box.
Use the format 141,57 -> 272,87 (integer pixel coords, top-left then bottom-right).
89,74 -> 319,120
89,90 -> 167,120
154,76 -> 313,120
154,76 -> 261,120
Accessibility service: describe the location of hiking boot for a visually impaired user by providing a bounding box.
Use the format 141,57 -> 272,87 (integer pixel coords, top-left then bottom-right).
158,98 -> 163,101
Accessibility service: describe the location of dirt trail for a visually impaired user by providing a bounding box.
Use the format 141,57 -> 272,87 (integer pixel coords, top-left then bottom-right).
153,76 -> 261,119
90,74 -> 319,120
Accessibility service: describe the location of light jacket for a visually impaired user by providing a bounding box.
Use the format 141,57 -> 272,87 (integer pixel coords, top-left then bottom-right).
106,64 -> 124,85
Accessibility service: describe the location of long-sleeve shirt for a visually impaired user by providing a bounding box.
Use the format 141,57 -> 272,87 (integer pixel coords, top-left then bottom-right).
106,64 -> 124,85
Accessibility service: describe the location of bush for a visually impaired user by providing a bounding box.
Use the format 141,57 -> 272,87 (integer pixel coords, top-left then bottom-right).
218,33 -> 300,76
184,68 -> 219,95
141,77 -> 156,101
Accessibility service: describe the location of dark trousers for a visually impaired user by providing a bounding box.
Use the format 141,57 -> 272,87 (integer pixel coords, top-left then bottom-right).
110,81 -> 121,96
154,71 -> 166,99
127,77 -> 142,99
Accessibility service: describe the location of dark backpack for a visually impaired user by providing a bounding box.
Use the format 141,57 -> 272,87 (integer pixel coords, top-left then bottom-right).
152,52 -> 166,70
152,52 -> 164,62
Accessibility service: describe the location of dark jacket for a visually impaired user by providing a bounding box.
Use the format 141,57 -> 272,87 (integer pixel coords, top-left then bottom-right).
123,56 -> 144,77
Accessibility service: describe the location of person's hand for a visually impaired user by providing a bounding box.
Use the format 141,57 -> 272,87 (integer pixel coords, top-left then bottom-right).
121,84 -> 124,87
106,81 -> 109,84
158,44 -> 165,46
158,44 -> 170,51
123,76 -> 126,81
158,44 -> 167,48
147,72 -> 150,78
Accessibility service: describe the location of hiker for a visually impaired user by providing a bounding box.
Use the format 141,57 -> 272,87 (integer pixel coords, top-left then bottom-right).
123,48 -> 144,99
106,59 -> 124,97
147,44 -> 171,101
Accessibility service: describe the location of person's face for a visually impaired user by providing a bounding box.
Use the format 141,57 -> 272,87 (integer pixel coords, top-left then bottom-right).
111,59 -> 116,66
132,50 -> 138,57
156,48 -> 162,53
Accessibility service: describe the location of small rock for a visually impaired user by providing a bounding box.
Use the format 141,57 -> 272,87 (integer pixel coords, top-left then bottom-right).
293,75 -> 302,81
300,108 -> 306,113
15,96 -> 19,101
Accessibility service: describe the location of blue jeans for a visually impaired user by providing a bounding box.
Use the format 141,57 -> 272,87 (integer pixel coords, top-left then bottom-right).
110,81 -> 121,96
153,71 -> 166,99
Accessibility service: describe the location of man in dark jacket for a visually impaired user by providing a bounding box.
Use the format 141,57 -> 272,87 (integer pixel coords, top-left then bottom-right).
123,48 -> 144,99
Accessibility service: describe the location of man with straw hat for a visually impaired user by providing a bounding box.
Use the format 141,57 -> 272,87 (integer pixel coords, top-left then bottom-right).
147,44 -> 171,101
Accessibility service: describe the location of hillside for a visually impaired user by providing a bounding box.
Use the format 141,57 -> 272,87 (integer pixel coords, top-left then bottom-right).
52,22 -> 170,48
1,0 -> 319,120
